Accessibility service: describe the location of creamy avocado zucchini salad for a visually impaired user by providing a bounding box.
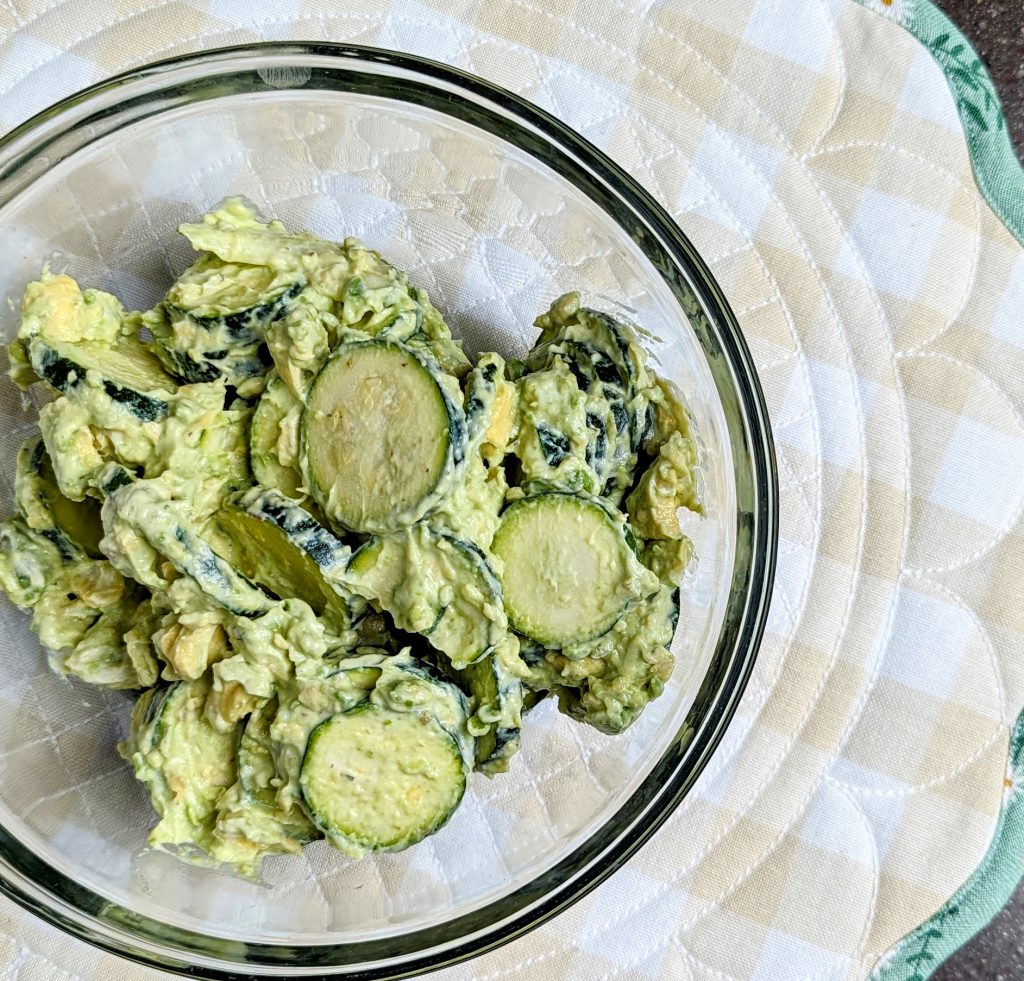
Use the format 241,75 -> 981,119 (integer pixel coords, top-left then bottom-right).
0,199 -> 701,875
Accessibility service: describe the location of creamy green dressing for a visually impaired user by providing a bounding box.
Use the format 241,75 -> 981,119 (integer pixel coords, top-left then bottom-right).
0,198 -> 701,875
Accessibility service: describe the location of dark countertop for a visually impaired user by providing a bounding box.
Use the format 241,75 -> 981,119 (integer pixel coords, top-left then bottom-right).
928,7 -> 1021,978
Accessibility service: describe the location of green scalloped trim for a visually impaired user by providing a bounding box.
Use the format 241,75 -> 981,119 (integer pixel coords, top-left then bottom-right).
854,0 -> 1023,244
871,708 -> 1024,979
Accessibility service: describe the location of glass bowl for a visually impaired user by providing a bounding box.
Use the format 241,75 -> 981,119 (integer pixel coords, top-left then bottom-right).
0,43 -> 777,979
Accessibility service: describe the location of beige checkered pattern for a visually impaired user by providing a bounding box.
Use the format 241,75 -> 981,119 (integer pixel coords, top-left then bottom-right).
0,1 -> 1020,979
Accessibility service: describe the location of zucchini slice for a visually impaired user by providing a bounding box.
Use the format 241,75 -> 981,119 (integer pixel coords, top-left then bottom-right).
300,702 -> 467,856
213,487 -> 359,627
267,651 -> 386,811
237,698 -> 319,842
302,340 -> 467,533
462,352 -> 517,463
626,430 -> 701,539
531,294 -> 648,396
154,252 -> 302,388
15,436 -> 104,557
492,493 -> 657,648
121,676 -> 239,850
97,462 -> 136,496
346,524 -> 506,670
329,656 -> 387,693
519,295 -> 662,502
372,653 -> 475,767
447,647 -> 524,773
513,357 -> 596,495
235,704 -> 280,794
166,254 -> 301,336
250,372 -> 305,499
0,518 -> 64,608
105,480 -> 271,617
550,583 -> 677,734
27,334 -> 174,422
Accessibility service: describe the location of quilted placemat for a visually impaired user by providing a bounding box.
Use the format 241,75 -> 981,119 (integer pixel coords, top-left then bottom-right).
0,1 -> 1021,979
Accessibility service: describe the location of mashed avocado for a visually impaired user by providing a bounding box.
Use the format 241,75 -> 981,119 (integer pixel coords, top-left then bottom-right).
0,199 -> 701,875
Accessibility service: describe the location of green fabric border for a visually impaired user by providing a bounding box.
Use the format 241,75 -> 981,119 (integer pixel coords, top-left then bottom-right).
871,708 -> 1024,979
853,0 -> 1024,244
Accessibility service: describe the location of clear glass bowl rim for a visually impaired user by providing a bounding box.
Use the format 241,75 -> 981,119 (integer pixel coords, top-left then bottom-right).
0,41 -> 779,980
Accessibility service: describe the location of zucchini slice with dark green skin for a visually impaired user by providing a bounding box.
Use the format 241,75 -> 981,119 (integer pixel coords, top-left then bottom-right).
531,296 -> 646,396
327,655 -> 387,693
165,254 -> 300,338
0,518 -> 64,608
237,697 -> 320,843
445,648 -> 524,774
372,652 -> 476,767
532,343 -> 638,502
171,524 -> 271,618
463,354 -> 502,447
267,650 -> 387,812
149,308 -> 274,389
169,279 -> 302,340
492,492 -> 658,648
517,295 -> 662,502
302,339 -> 467,534
105,480 -> 271,617
121,676 -> 240,849
250,372 -> 305,499
213,487 -> 361,627
96,462 -> 136,496
549,583 -> 678,734
27,335 -> 174,422
345,524 -> 506,670
511,357 -> 597,495
301,703 -> 467,856
15,437 -> 104,557
150,251 -> 302,389
126,683 -> 178,755
300,651 -> 473,855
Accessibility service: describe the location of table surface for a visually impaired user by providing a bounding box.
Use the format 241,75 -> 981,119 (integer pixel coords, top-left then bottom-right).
929,5 -> 1022,978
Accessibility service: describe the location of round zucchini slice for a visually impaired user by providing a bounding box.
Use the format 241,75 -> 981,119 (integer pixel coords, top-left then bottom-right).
492,493 -> 652,648
302,340 -> 466,534
155,255 -> 301,388
300,703 -> 467,855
